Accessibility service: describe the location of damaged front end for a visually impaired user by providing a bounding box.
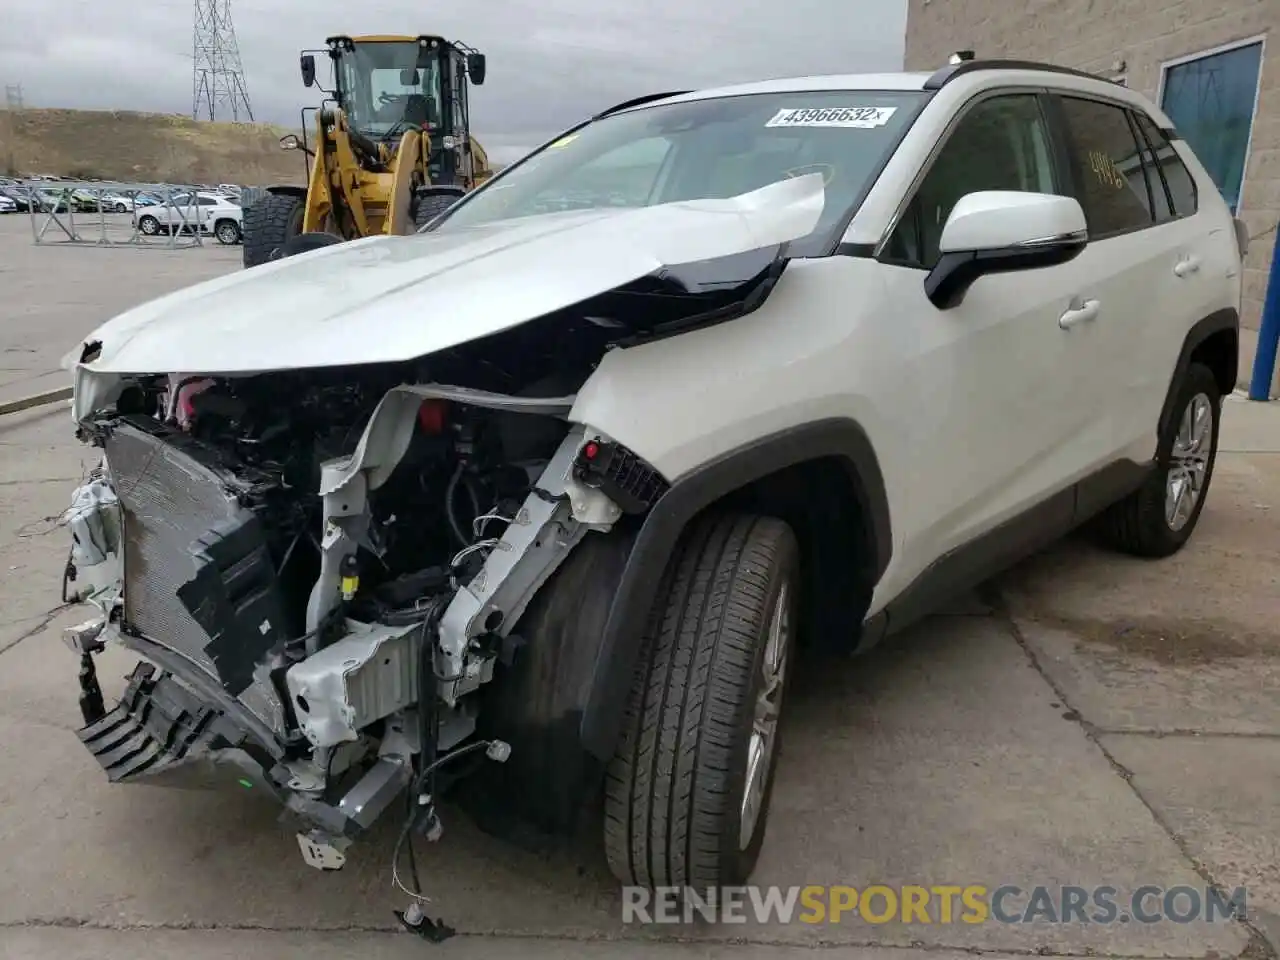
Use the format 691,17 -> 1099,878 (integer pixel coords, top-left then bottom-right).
62,356 -> 668,872
55,174 -> 822,905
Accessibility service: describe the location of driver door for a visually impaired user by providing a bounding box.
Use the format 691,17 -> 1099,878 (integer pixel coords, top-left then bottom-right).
872,92 -> 1101,601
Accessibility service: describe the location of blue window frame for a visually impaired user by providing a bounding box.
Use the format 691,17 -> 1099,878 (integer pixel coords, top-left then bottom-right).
1160,39 -> 1264,213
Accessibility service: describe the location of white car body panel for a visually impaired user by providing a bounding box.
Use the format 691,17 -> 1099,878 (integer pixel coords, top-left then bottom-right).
70,174 -> 825,379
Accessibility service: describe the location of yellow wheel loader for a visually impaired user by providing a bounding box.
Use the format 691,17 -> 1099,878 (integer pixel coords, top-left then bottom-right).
242,34 -> 493,268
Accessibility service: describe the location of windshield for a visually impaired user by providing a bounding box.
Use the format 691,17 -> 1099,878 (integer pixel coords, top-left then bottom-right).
336,42 -> 443,138
432,90 -> 926,252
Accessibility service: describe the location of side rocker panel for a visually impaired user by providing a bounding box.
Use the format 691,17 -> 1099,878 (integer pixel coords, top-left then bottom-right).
579,418 -> 892,761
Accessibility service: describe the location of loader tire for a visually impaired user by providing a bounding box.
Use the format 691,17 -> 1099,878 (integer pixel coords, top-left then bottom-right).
242,191 -> 304,268
603,512 -> 800,889
412,190 -> 461,230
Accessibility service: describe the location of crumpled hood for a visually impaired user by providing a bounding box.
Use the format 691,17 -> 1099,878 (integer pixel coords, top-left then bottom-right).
69,174 -> 826,377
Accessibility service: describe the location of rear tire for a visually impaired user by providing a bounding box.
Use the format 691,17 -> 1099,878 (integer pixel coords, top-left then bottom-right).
603,512 -> 800,889
1096,361 -> 1221,557
242,191 -> 304,268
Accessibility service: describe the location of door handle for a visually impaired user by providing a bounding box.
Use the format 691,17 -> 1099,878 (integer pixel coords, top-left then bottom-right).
1174,255 -> 1201,277
1059,298 -> 1100,329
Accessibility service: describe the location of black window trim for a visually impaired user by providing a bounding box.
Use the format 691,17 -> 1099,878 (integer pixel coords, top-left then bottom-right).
1129,107 -> 1198,221
873,86 -> 1065,271
1045,89 -> 1180,243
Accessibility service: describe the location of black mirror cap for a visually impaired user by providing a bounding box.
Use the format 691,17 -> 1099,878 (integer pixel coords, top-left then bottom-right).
467,53 -> 487,85
924,235 -> 1087,310
300,54 -> 316,88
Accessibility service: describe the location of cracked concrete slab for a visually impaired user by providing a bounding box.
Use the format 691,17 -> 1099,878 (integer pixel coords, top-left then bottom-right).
0,607 -> 1248,958
1101,734 -> 1280,954
997,450 -> 1280,736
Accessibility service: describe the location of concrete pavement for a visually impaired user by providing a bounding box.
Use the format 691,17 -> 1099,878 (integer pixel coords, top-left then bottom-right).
0,217 -> 1277,959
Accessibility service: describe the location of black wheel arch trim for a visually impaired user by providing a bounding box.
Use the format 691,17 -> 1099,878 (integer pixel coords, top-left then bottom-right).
1158,307 -> 1239,444
579,417 -> 892,760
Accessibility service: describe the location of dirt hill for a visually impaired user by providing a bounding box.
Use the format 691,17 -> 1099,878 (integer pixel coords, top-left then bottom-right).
1,108 -> 308,185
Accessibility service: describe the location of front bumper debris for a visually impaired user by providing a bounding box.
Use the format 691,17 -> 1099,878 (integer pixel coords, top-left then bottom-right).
76,660 -> 271,790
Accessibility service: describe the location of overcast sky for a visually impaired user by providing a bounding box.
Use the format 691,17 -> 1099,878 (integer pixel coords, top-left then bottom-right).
0,0 -> 907,163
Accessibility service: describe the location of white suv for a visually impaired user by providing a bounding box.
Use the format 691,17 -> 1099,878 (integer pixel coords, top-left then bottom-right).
134,190 -> 243,244
60,59 -> 1240,906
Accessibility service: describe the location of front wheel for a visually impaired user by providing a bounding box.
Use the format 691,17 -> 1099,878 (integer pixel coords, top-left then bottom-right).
214,219 -> 241,245
242,191 -> 304,267
114,202 -> 127,213
603,513 -> 800,889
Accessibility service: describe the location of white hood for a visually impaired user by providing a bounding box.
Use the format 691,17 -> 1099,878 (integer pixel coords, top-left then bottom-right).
70,175 -> 826,377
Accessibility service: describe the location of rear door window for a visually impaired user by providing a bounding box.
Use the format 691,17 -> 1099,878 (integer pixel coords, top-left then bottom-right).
1055,96 -> 1154,238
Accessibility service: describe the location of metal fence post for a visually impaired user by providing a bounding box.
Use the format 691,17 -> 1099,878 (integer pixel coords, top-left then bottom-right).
1248,223 -> 1280,401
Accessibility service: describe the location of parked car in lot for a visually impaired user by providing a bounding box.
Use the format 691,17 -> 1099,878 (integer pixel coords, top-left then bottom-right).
59,58 -> 1242,905
98,192 -> 138,213
0,193 -> 15,214
134,190 -> 243,244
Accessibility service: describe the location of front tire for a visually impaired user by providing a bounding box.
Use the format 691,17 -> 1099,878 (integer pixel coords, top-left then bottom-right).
603,513 -> 799,889
1097,361 -> 1221,557
412,188 -> 463,230
214,219 -> 241,245
242,191 -> 304,268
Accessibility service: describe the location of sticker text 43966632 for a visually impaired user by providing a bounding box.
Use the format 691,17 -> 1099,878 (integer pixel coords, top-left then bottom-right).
765,106 -> 898,129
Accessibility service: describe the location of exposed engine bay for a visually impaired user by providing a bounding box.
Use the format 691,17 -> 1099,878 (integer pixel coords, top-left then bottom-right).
61,329 -> 670,920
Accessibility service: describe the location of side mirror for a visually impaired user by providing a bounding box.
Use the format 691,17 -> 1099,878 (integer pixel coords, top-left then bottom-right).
925,191 -> 1088,309
467,52 -> 486,85
300,54 -> 316,88
279,134 -> 300,151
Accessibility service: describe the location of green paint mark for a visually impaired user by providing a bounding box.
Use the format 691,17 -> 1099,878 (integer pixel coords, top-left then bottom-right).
238,778 -> 254,789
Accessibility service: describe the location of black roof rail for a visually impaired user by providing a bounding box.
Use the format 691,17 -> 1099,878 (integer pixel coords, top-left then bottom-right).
924,58 -> 1103,90
595,91 -> 691,118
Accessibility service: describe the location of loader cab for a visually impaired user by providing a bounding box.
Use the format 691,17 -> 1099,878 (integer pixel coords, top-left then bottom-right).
315,34 -> 486,186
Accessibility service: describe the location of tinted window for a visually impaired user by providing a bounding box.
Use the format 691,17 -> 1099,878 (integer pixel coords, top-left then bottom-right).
885,94 -> 1057,268
1133,111 -> 1198,218
1058,96 -> 1153,237
198,196 -> 219,205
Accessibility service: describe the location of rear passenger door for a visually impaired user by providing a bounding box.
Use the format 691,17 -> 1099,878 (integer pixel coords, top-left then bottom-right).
1047,94 -> 1204,471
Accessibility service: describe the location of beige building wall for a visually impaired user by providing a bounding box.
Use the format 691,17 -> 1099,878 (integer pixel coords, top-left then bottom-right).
904,0 -> 1278,361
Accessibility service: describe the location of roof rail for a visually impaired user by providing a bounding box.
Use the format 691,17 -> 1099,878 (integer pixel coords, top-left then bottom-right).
924,58 -> 1102,90
595,91 -> 691,118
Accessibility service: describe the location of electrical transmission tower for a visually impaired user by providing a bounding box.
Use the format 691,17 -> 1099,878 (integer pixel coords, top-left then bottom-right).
192,0 -> 253,122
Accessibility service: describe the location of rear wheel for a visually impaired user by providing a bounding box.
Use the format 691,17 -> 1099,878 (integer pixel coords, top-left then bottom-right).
1097,361 -> 1221,557
603,513 -> 800,889
242,191 -> 304,268
137,215 -> 160,236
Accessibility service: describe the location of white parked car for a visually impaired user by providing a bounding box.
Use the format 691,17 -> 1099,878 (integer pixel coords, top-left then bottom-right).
0,193 -> 15,214
134,190 -> 242,244
59,59 -> 1241,907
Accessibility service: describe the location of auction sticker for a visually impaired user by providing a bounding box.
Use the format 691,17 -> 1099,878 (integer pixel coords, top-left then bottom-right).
765,106 -> 897,128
